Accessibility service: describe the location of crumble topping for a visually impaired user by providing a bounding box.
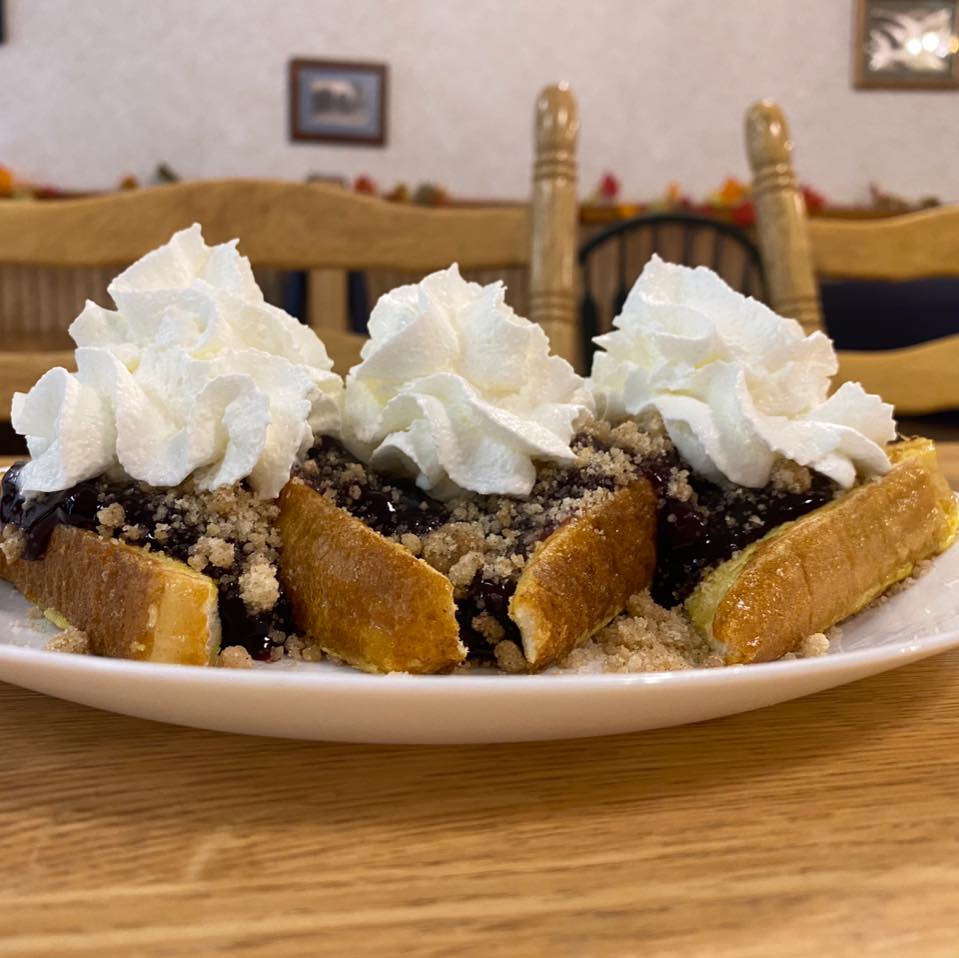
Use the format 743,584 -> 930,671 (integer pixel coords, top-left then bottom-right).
782,632 -> 831,659
45,626 -> 90,655
188,536 -> 236,571
238,554 -> 281,615
556,591 -> 834,673
281,634 -> 325,662
218,645 -> 254,669
0,526 -> 25,563
96,481 -> 285,626
557,592 -> 722,673
770,458 -> 814,494
96,502 -> 125,535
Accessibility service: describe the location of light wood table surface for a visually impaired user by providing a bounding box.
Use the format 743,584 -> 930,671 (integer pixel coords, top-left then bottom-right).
2,447 -> 959,957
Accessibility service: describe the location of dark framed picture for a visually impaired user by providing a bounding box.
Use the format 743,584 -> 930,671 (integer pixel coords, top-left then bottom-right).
854,0 -> 959,88
289,58 -> 388,145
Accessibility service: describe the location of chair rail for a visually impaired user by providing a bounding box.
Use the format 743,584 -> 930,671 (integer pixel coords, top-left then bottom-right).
0,179 -> 530,271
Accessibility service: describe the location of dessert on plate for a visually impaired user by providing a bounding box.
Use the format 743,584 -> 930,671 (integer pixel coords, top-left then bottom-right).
1,224 -> 342,664
586,256 -> 957,668
1,234 -> 955,675
277,265 -> 663,672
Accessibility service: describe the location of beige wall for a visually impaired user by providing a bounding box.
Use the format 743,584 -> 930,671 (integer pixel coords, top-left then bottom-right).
3,0 -> 958,203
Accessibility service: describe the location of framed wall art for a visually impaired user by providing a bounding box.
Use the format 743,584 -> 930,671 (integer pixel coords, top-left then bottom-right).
289,58 -> 388,145
854,0 -> 959,89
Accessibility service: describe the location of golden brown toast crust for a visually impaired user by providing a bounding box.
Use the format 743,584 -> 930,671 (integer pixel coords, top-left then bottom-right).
0,525 -> 220,665
277,479 -> 465,674
279,477 -> 658,674
686,438 -> 959,664
510,479 -> 658,669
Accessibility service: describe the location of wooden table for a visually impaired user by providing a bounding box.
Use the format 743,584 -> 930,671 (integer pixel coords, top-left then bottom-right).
3,447 -> 959,956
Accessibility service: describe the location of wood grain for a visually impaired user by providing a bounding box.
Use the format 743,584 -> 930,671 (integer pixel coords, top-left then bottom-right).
0,180 -> 529,271
529,83 -> 581,369
1,649 -> 958,956
837,335 -> 959,414
744,99 -> 821,336
809,208 -> 959,280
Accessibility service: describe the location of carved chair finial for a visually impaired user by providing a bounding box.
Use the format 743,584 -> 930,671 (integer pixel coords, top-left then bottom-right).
535,83 -> 578,179
745,99 -> 792,174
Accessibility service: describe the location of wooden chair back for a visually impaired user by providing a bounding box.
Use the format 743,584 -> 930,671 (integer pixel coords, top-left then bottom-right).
745,99 -> 959,414
578,211 -> 765,363
0,83 -> 581,416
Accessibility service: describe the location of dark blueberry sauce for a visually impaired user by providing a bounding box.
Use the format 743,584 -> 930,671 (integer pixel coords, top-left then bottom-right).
340,483 -> 446,538
645,457 -> 836,607
0,462 -> 99,560
215,593 -> 295,661
1,463 -> 292,661
456,575 -> 522,660
302,437 -> 447,538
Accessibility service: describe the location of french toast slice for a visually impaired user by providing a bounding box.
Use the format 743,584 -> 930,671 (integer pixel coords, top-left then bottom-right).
685,438 -> 959,664
509,479 -> 657,668
277,476 -> 658,674
0,524 -> 221,665
277,478 -> 465,674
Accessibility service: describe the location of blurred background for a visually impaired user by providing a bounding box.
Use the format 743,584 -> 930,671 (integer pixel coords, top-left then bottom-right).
2,0 -> 959,453
2,0 -> 956,202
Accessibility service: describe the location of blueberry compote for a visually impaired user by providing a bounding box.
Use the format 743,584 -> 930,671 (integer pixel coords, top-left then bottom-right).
1,463 -> 292,660
0,462 -> 99,559
646,454 -> 837,607
454,576 -> 523,660
301,437 -> 447,539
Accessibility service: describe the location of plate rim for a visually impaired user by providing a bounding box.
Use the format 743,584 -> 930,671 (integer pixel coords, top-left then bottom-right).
0,598 -> 957,695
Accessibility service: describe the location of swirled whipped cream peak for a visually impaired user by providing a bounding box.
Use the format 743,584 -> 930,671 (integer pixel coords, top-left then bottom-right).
342,264 -> 594,498
12,224 -> 343,499
589,255 -> 895,488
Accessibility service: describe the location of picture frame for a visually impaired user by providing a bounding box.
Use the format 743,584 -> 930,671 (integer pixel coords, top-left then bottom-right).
853,0 -> 959,89
289,58 -> 388,145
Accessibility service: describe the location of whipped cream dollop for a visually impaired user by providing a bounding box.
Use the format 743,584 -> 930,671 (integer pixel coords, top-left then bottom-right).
12,224 -> 342,499
589,255 -> 895,488
342,264 -> 594,498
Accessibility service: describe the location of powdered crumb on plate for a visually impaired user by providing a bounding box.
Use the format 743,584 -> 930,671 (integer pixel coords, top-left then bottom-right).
45,627 -> 90,655
218,645 -> 254,669
555,593 -> 840,674
781,632 -> 831,660
555,591 -> 723,673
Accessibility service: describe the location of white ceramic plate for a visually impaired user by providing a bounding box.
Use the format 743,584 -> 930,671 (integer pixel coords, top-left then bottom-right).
2,538 -> 959,744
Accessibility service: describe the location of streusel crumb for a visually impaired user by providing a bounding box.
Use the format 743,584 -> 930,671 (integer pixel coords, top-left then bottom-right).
192,535 -> 236,569
218,645 -> 254,669
770,458 -> 813,494
797,633 -> 830,657
283,634 -> 324,662
45,627 -> 90,655
556,592 -> 722,673
494,640 -> 527,673
239,554 -> 281,615
96,502 -> 125,535
101,479 -> 284,625
0,526 -> 25,563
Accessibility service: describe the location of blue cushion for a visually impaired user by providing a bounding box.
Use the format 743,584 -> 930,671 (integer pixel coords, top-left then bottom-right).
820,278 -> 959,351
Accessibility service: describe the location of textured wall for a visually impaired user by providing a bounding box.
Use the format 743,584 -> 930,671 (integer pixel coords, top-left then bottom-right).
2,0 -> 958,202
